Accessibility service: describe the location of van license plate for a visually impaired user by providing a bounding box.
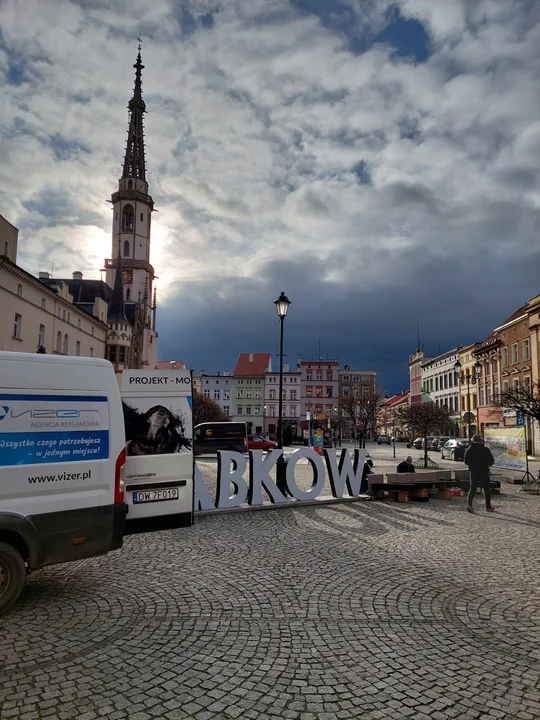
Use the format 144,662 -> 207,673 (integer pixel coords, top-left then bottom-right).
133,488 -> 180,504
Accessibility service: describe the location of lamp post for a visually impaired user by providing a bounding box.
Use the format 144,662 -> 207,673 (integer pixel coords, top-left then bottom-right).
454,359 -> 482,440
273,292 -> 291,449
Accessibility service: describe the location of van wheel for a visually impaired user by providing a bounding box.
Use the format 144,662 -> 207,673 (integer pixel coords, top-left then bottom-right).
0,542 -> 26,616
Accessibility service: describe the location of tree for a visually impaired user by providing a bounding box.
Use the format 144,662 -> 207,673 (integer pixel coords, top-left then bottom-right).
396,402 -> 451,468
192,390 -> 227,427
491,381 -> 540,423
340,389 -> 386,446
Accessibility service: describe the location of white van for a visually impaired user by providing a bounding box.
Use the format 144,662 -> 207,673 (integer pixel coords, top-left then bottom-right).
0,352 -> 127,614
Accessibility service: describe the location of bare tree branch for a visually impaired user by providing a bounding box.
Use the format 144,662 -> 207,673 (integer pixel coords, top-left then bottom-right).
491,381 -> 540,423
339,388 -> 386,441
192,390 -> 228,427
396,402 -> 452,468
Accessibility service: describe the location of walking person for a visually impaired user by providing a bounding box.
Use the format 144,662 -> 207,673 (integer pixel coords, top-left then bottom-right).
464,434 -> 495,513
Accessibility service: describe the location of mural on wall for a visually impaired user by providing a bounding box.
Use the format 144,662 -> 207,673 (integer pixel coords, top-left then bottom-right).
195,447 -> 368,511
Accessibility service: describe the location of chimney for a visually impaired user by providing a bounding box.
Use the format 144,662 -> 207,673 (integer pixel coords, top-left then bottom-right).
249,353 -> 254,363
38,271 -> 51,279
72,271 -> 83,280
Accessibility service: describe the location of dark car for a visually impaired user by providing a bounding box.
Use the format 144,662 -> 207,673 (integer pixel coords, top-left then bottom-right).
432,436 -> 450,451
248,435 -> 278,451
441,438 -> 470,461
376,435 -> 392,445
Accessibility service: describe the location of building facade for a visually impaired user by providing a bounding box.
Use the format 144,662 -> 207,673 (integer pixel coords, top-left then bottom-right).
200,371 -> 234,418
0,216 -> 108,358
422,347 -> 462,434
377,392 -> 410,439
233,353 -> 271,434
264,366 -> 301,438
409,349 -> 432,403
299,358 -> 340,437
473,333 -> 502,436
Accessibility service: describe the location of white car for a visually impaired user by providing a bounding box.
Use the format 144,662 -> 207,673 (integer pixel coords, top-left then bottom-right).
376,435 -> 392,445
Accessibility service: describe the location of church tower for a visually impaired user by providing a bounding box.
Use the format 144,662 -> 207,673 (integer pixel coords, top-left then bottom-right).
105,46 -> 158,369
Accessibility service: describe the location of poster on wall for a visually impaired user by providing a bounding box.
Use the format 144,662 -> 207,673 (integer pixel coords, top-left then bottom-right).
120,370 -> 194,522
484,427 -> 526,471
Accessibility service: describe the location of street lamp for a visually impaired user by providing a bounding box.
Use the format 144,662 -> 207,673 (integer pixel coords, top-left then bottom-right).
273,292 -> 291,450
454,359 -> 482,440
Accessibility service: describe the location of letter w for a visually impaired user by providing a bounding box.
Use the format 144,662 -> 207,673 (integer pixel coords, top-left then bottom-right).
323,448 -> 366,498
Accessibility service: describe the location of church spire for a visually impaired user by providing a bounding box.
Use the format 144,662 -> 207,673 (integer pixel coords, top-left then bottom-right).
108,248 -> 128,322
122,45 -> 147,181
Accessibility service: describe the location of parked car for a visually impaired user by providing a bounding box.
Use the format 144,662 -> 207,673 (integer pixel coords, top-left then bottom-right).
376,435 -> 392,445
431,436 -> 450,451
412,437 -> 423,449
441,438 -> 470,461
247,435 -> 279,451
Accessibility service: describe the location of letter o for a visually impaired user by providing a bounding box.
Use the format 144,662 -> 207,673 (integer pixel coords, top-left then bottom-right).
285,449 -> 325,501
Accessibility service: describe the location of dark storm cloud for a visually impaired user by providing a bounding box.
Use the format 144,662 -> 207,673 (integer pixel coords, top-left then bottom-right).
0,0 -> 539,391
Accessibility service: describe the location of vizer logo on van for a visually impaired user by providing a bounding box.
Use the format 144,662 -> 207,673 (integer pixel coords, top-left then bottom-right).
0,406 -> 9,420
4,409 -> 99,419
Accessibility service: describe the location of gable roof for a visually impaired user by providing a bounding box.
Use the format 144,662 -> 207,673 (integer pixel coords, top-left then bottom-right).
234,353 -> 271,377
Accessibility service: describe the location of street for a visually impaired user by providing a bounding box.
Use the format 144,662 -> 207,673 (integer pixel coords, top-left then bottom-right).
1,451 -> 540,720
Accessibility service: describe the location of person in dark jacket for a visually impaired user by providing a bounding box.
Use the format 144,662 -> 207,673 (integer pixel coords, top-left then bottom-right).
397,456 -> 416,473
464,434 -> 495,513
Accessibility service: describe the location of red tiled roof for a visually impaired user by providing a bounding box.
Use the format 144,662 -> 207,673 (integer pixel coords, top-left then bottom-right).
383,393 -> 409,408
497,304 -> 529,329
234,353 -> 271,377
156,360 -> 186,370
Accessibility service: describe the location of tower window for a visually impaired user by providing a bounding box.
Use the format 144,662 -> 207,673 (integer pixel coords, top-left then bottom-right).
122,205 -> 134,231
126,288 -> 131,300
128,179 -> 133,189
123,240 -> 130,257
140,213 -> 143,221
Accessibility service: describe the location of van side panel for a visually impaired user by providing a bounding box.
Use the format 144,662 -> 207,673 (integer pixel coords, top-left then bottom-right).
0,353 -> 127,571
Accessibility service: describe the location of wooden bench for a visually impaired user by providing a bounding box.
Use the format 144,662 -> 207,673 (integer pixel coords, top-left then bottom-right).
369,470 -> 501,503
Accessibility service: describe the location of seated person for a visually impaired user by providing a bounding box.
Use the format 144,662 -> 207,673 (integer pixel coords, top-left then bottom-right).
397,456 -> 416,474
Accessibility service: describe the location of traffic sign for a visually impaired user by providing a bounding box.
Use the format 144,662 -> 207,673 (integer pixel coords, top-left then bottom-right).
463,411 -> 475,424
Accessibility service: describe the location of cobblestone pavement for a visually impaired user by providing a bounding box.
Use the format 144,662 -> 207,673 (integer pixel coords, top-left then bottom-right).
2,483 -> 540,719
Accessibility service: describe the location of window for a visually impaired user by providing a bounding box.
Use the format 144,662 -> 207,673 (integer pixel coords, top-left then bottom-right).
513,378 -> 520,390
57,306 -> 61,317
56,331 -> 62,352
485,386 -> 491,404
123,240 -> 130,257
435,377 -> 439,391
326,387 -> 333,397
449,374 -> 453,388
353,387 -> 359,398
316,386 -> 322,397
255,389 -> 261,398
140,212 -> 143,221
361,375 -> 371,382
269,389 -> 276,400
63,310 -> 66,320
214,390 -> 220,400
122,204 -> 134,231
326,371 -> 333,381
342,375 -> 350,382
237,389 -> 244,398
362,387 -> 370,399
77,318 -> 81,329
90,347 -> 94,357
75,341 -> 81,356
118,346 -> 126,364
290,390 -> 297,400
223,405 -> 230,415
343,387 -> 350,398
479,388 -> 484,405
41,297 -> 46,309
290,406 -> 296,417
246,389 -> 253,399
108,346 -> 117,363
316,371 -> 323,380
502,347 -> 508,367
63,334 -> 68,354
236,406 -> 243,415
13,313 -> 22,339
306,386 -> 312,397
503,380 -> 509,392
493,380 -> 498,401
204,389 -> 210,398
306,371 -> 312,380
128,179 -> 133,189
254,406 -> 260,415
512,343 -> 519,364
523,338 -> 531,361
245,407 -> 252,416
126,288 -> 131,300
38,324 -> 45,347
352,375 -> 359,382
524,376 -> 531,391
3,241 -> 7,255
269,405 -> 275,417
223,390 -> 230,400
17,284 -> 22,297
444,375 -> 448,389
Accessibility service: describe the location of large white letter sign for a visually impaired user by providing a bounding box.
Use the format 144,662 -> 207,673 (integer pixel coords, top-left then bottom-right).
323,448 -> 366,498
216,451 -> 249,509
194,464 -> 216,511
248,450 -> 287,506
285,448 -> 325,501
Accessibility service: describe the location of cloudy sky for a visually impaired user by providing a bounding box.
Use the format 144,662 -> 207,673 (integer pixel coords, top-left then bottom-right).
1,0 -> 539,392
